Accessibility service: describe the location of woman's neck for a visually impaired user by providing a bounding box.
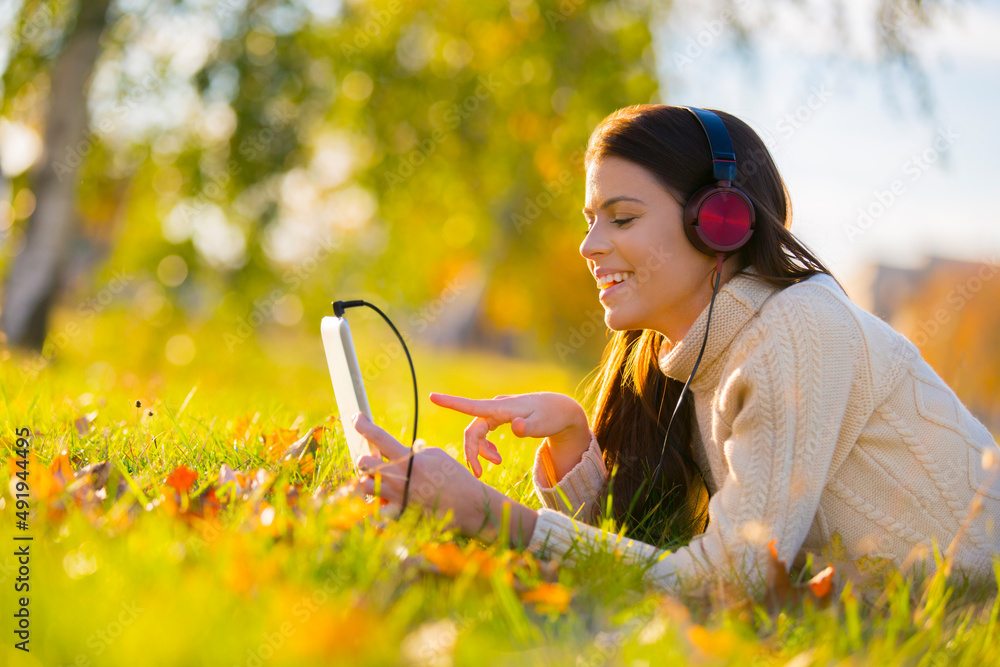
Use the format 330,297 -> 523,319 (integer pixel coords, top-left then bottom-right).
657,257 -> 743,344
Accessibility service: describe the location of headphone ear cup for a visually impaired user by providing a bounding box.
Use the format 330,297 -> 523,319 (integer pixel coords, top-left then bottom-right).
683,185 -> 756,255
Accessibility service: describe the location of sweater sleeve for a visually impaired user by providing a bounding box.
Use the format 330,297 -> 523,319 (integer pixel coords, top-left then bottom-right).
527,286 -> 861,591
531,428 -> 608,524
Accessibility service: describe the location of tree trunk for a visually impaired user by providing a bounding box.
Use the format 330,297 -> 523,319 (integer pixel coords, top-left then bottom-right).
0,0 -> 110,350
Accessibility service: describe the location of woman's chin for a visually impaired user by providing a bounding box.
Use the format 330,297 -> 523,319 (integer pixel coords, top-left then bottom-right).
602,306 -> 637,332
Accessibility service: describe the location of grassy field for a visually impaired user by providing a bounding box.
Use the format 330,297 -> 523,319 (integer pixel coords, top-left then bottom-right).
1,309 -> 999,666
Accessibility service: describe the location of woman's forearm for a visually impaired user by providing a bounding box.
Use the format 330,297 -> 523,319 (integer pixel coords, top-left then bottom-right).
468,483 -> 539,549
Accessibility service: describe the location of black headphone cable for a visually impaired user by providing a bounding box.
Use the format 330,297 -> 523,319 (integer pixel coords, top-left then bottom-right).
332,300 -> 418,515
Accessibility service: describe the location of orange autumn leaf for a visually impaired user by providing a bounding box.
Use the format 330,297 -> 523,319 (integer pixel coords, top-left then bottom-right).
19,452 -> 63,501
200,486 -> 222,520
327,495 -> 381,531
166,464 -> 198,493
51,450 -> 74,485
518,582 -> 573,614
808,565 -> 836,599
317,414 -> 340,435
765,538 -> 837,610
279,427 -> 322,476
687,625 -> 742,658
232,413 -> 259,443
298,452 -> 316,477
419,542 -> 502,579
262,428 -> 299,463
285,599 -> 378,662
419,543 -> 469,577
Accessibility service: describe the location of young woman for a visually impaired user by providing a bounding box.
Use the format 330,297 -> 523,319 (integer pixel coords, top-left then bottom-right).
351,104 -> 1000,593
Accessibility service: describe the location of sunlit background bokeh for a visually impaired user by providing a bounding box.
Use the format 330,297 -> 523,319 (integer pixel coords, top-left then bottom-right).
1,2 -> 1000,666
1,0 -> 997,430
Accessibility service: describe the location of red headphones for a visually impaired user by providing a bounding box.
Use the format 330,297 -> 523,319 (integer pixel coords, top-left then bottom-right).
681,107 -> 756,257
645,107 -> 756,514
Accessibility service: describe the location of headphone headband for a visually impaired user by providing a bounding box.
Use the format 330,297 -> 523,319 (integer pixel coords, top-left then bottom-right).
684,106 -> 738,183
677,105 -> 755,257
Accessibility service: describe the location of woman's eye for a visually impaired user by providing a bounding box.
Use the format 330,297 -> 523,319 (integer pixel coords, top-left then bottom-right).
583,217 -> 636,236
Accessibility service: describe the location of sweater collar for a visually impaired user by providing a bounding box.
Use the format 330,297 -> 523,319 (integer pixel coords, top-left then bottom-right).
657,267 -> 782,389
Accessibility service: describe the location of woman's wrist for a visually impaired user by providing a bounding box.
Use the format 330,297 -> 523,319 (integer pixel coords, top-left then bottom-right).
465,482 -> 539,548
546,410 -> 593,481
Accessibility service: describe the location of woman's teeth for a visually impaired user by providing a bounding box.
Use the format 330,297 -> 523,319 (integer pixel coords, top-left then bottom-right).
598,272 -> 634,290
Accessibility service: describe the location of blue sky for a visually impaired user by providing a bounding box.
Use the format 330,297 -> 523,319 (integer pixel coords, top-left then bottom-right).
654,0 -> 1000,302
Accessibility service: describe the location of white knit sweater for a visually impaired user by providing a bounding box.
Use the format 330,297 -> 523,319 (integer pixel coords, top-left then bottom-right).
526,269 -> 1000,591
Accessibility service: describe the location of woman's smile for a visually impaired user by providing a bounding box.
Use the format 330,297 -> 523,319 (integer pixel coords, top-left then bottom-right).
598,271 -> 636,302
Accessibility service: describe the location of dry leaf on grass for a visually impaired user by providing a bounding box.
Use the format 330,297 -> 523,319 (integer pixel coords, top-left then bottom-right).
518,582 -> 574,614
165,464 -> 198,494
262,428 -> 300,463
765,538 -> 836,613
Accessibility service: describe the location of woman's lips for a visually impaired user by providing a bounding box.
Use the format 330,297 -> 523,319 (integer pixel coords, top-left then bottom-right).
599,274 -> 634,302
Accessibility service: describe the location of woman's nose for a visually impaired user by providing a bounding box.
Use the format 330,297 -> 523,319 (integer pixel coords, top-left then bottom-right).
579,225 -> 612,260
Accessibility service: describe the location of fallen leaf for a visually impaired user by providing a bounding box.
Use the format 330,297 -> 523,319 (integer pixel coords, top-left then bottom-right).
70,461 -> 111,492
766,538 -> 796,611
166,464 -> 198,494
263,428 -> 300,463
51,450 -> 74,485
808,566 -> 835,599
232,413 -> 260,443
765,538 -> 836,611
74,414 -> 94,437
327,494 -> 382,531
518,582 -> 573,614
686,624 -> 743,658
281,427 -> 321,476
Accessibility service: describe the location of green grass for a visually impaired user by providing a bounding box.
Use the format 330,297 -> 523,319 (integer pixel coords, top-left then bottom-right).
1,309 -> 999,666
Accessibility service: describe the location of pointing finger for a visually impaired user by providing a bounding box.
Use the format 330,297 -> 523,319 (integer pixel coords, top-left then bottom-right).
430,393 -> 513,420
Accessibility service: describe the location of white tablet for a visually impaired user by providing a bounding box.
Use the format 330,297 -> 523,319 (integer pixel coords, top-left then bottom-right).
321,315 -> 373,475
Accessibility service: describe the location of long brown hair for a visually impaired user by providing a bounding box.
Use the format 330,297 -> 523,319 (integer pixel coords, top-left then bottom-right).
580,104 -> 839,549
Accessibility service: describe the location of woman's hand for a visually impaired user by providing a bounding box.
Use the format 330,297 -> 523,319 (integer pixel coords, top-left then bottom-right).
429,391 -> 591,479
352,413 -> 503,538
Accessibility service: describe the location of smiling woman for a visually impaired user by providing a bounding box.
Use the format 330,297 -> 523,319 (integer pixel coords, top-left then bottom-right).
525,104 -> 1000,592
354,104 -> 1000,596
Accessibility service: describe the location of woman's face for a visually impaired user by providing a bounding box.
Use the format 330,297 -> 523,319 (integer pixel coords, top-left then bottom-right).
580,155 -> 721,342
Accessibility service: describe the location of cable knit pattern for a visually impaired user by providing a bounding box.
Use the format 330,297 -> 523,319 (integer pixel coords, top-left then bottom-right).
527,269 -> 1000,590
531,430 -> 607,523
826,479 -> 929,546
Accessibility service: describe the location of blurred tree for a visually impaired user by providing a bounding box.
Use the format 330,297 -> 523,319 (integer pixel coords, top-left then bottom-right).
0,0 -> 960,360
1,0 -> 110,348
